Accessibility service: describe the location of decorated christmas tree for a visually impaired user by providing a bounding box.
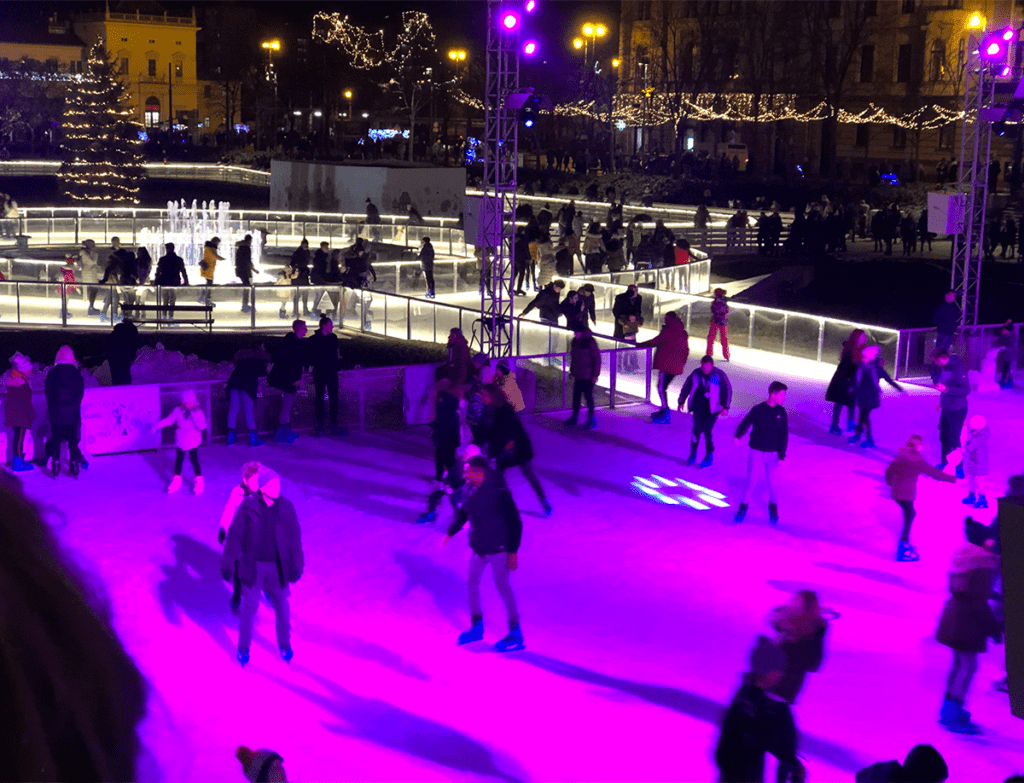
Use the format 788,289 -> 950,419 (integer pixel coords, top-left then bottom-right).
59,40 -> 146,203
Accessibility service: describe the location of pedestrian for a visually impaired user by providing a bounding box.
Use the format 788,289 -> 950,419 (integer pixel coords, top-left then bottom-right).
995,319 -> 1015,389
487,383 -> 551,516
267,320 -> 307,444
855,744 -> 948,783
154,242 -> 188,320
98,239 -> 123,323
78,239 -> 102,315
565,327 -> 601,430
4,351 -> 35,472
677,355 -> 732,467
639,311 -> 690,424
444,455 -> 525,653
933,291 -> 960,353
708,288 -> 731,361
935,537 -> 1001,734
733,381 -> 788,524
444,327 -> 472,385
199,237 -> 223,308
932,350 -> 969,475
365,197 -> 382,242
106,319 -> 140,386
153,389 -> 208,494
583,222 -> 604,274
959,414 -> 990,509
419,236 -> 436,298
417,377 -> 465,524
221,467 -> 304,666
884,434 -> 957,562
290,239 -> 311,318
826,329 -> 865,435
308,315 -> 344,437
848,345 -> 903,449
520,279 -> 565,326
226,344 -> 270,447
44,345 -> 86,478
135,245 -> 152,286
236,234 -> 256,314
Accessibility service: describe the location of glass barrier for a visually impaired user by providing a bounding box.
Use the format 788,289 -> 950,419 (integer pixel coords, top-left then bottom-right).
752,308 -> 787,355
784,312 -> 822,361
17,282 -> 66,325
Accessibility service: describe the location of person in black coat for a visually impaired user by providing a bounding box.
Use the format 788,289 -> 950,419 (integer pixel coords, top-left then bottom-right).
559,290 -> 589,333
106,319 -> 140,386
267,319 -> 308,443
154,242 -> 188,319
444,455 -> 525,652
290,239 -> 311,318
419,236 -> 436,298
487,385 -> 550,515
848,345 -> 903,448
612,285 -> 643,340
307,316 -> 345,436
826,329 -> 865,435
226,345 -> 270,446
417,376 -> 465,524
44,345 -> 86,477
236,234 -> 257,313
520,280 -> 565,325
221,468 -> 304,666
933,291 -> 960,353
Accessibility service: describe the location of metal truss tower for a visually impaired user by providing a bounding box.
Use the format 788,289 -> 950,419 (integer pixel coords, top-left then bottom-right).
951,44 -> 995,328
479,0 -> 520,357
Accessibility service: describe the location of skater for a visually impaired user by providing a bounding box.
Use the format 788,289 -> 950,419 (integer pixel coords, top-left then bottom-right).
733,381 -> 788,524
445,327 -> 472,386
444,455 -> 525,653
44,345 -> 85,478
933,291 -> 959,354
708,288 -> 731,361
419,236 -> 436,298
98,241 -> 124,322
154,242 -> 188,319
612,284 -> 643,340
308,316 -> 345,436
520,279 -> 565,326
639,311 -> 690,423
826,329 -> 865,435
417,377 -> 465,524
153,389 -> 208,494
559,289 -> 589,334
236,235 -> 256,314
226,344 -> 270,447
995,319 -> 1016,389
932,350 -> 969,476
565,327 -> 601,430
78,239 -> 102,314
221,468 -> 304,666
290,239 -> 311,318
106,319 -> 140,386
583,221 -> 604,274
199,237 -> 223,308
884,435 -> 957,562
365,197 -> 381,242
267,320 -> 307,443
4,351 -> 35,472
677,355 -> 732,468
959,415 -> 990,509
935,536 -> 1001,734
218,461 -> 263,614
848,345 -> 903,449
488,383 -> 552,516
855,744 -> 948,782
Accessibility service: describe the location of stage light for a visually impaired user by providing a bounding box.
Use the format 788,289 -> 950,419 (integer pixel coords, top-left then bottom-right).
1004,27 -> 1016,41
523,40 -> 538,56
501,11 -> 520,31
525,0 -> 536,12
980,28 -> 1013,61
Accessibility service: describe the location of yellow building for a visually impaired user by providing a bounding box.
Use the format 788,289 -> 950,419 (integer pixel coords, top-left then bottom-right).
0,16 -> 87,74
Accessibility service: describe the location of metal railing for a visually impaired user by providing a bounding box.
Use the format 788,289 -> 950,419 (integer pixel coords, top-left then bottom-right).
896,323 -> 1021,379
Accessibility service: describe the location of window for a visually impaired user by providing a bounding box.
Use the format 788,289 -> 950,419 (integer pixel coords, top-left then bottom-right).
121,37 -> 127,42
203,84 -> 212,99
901,0 -> 915,12
148,39 -> 156,44
930,39 -> 946,81
897,43 -> 912,82
864,0 -> 877,15
119,57 -> 129,75
175,40 -> 182,45
892,127 -> 907,148
144,96 -> 160,128
855,123 -> 870,147
637,1 -> 651,21
175,61 -> 183,78
860,45 -> 874,82
939,123 -> 955,149
148,58 -> 156,77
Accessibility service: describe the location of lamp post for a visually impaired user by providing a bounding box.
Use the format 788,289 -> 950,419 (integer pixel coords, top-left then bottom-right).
609,57 -> 619,172
261,39 -> 280,149
448,49 -> 469,148
344,89 -> 353,120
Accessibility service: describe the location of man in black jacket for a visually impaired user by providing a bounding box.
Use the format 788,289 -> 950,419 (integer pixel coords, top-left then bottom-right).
419,236 -> 436,298
221,468 -> 304,666
444,456 -> 525,652
612,285 -> 643,340
308,316 -> 344,436
236,234 -> 257,313
267,319 -> 307,443
733,381 -> 788,524
154,242 -> 188,319
520,280 -> 565,325
45,345 -> 86,478
290,239 -> 311,318
933,291 -> 960,353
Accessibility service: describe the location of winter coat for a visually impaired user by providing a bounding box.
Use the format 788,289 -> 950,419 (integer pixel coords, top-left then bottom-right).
639,317 -> 689,374
735,402 -> 788,459
935,543 -> 1000,653
290,246 -> 311,285
44,364 -> 84,427
570,334 -> 602,379
309,249 -> 330,285
825,355 -> 856,405
497,372 -> 525,412
767,607 -> 827,705
522,283 -> 563,323
488,403 -> 534,468
678,367 -> 732,414
307,332 -> 340,378
885,447 -> 954,501
222,494 -> 304,588
226,349 -> 270,401
937,355 -> 969,411
200,244 -> 221,282
710,295 -> 729,326
559,296 -> 590,333
419,241 -> 435,271
106,321 -> 140,386
852,358 -> 901,412
3,373 -> 34,428
933,301 -> 960,336
447,469 -> 523,556
612,292 -> 643,339
431,388 -> 461,445
267,332 -> 306,393
154,252 -> 188,286
78,248 -> 101,284
962,425 -> 990,476
235,244 -> 254,283
445,335 -> 472,386
157,404 -> 207,451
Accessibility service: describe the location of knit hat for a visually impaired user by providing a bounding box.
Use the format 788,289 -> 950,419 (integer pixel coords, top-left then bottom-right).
181,389 -> 197,405
969,414 -> 987,430
714,288 -> 727,296
9,352 -> 31,374
950,542 -> 997,575
258,467 -> 281,489
236,746 -> 284,782
54,345 -> 76,366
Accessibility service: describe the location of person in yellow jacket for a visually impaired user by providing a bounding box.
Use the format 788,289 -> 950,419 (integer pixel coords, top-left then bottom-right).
199,237 -> 223,307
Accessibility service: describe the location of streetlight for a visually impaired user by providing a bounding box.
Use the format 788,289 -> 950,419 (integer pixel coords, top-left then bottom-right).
448,49 -> 467,63
575,21 -> 607,83
344,89 -> 353,119
968,12 -> 985,29
260,39 -> 281,150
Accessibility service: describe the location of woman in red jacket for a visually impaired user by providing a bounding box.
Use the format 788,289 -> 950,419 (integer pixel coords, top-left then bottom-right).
639,311 -> 689,423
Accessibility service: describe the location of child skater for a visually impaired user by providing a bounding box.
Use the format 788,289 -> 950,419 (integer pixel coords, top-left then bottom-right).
153,389 -> 207,494
4,352 -> 35,472
885,435 -> 957,562
959,414 -> 990,509
848,344 -> 903,449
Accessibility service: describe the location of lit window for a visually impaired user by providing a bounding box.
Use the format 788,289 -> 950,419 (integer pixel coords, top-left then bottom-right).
145,96 -> 160,128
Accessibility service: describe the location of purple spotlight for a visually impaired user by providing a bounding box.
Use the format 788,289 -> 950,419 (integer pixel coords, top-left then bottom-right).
523,40 -> 538,56
1002,65 -> 1013,77
1003,27 -> 1016,41
501,11 -> 520,31
986,41 -> 1004,57
525,0 -> 537,12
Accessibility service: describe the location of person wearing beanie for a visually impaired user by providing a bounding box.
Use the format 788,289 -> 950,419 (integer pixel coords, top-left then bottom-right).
959,414 -> 990,508
855,743 -> 949,782
236,746 -> 288,782
884,435 -> 957,562
565,327 -> 601,430
4,352 -> 36,472
44,346 -> 86,478
935,539 -> 1001,734
733,381 -> 788,524
708,288 -> 731,361
153,389 -> 208,495
677,355 -> 732,468
222,467 -> 304,666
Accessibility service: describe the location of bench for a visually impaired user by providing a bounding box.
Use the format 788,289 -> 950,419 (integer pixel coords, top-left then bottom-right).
120,303 -> 214,330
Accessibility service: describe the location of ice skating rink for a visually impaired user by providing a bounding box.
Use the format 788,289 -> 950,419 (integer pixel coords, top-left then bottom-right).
21,351 -> 1024,782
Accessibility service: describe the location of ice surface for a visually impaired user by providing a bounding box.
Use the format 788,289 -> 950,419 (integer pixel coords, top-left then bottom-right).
17,351 -> 1024,783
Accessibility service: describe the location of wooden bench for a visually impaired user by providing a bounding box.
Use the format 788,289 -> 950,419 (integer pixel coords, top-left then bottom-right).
120,303 -> 214,330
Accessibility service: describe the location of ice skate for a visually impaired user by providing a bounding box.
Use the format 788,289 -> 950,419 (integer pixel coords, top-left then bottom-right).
274,427 -> 294,443
494,623 -> 525,653
828,425 -> 842,435
226,429 -> 238,446
699,454 -> 714,469
955,464 -> 965,480
47,457 -> 60,479
768,502 -> 779,526
733,503 -> 748,523
457,619 -> 484,645
564,414 -> 578,427
582,416 -> 597,430
896,541 -> 920,562
193,476 -> 204,495
329,425 -> 348,437
650,408 -> 670,424
848,433 -> 861,445
846,420 -> 857,433
248,432 -> 265,447
685,449 -> 697,467
11,456 -> 34,472
974,494 -> 988,509
68,460 -> 81,479
88,306 -> 100,316
962,492 -> 976,505
541,498 -> 552,517
280,647 -> 293,663
236,650 -> 250,667
415,510 -> 436,524
166,475 -> 183,494
859,437 -> 875,449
